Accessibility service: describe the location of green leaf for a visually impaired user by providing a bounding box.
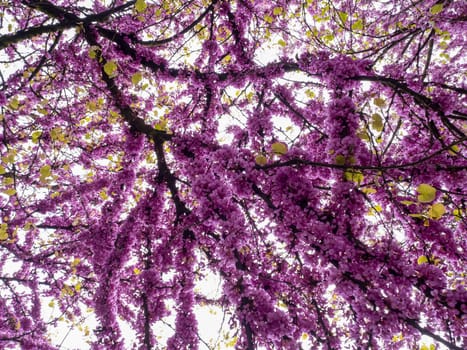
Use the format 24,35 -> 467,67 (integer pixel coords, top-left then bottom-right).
351,19 -> 363,31
135,0 -> 147,13
417,184 -> 436,203
103,60 -> 118,76
430,4 -> 443,15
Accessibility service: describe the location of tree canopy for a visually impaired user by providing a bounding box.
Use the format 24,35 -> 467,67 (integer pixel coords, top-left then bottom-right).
0,0 -> 466,349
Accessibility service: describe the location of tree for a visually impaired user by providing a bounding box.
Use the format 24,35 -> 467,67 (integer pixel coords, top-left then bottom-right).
0,0 -> 465,349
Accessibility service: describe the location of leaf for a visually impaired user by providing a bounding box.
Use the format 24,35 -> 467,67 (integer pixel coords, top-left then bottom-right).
9,97 -> 20,110
351,19 -> 363,31
4,189 -> 16,196
373,98 -> 386,108
430,4 -> 443,15
428,203 -> 445,219
273,7 -> 283,16
0,223 -> 8,240
417,255 -> 428,265
225,336 -> 238,347
133,267 -> 142,275
255,154 -> 268,166
131,72 -> 143,85
361,187 -> 376,195
271,142 -> 288,155
371,113 -> 384,131
99,189 -> 109,200
88,46 -> 100,59
135,0 -> 147,13
453,208 -> 463,221
335,155 -> 346,165
344,169 -> 364,183
338,11 -> 348,24
103,60 -> 118,76
417,184 -> 436,203
448,144 -> 459,156
40,165 -> 52,179
264,15 -> 274,24
31,130 -> 42,143
277,39 -> 287,47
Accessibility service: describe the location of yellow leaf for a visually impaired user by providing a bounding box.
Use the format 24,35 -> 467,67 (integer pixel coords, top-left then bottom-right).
277,39 -> 287,47
264,15 -> 274,23
374,204 -> 382,212
351,19 -> 363,31
417,255 -> 428,265
31,130 -> 42,143
453,208 -> 463,221
99,189 -> 109,200
428,203 -> 445,219
0,223 -> 8,240
448,144 -> 459,156
371,113 -> 384,131
50,127 -> 66,142
0,166 -> 5,175
3,177 -> 13,185
133,267 -> 142,275
430,4 -> 443,15
135,0 -> 147,13
255,154 -> 268,166
271,142 -> 288,155
401,200 -> 414,205
8,97 -> 19,110
361,187 -> 376,195
344,169 -> 364,183
338,11 -> 348,24
131,72 -> 143,85
273,7 -> 283,16
61,285 -> 74,297
75,282 -> 82,292
373,98 -> 386,108
335,154 -> 346,165
40,165 -> 51,178
357,130 -> 370,141
103,60 -> 118,76
225,336 -> 237,347
4,189 -> 16,196
88,46 -> 100,59
417,184 -> 436,203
